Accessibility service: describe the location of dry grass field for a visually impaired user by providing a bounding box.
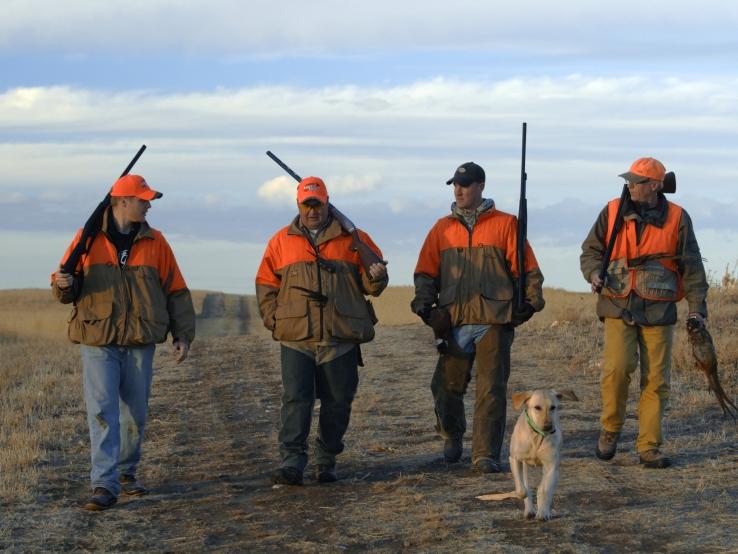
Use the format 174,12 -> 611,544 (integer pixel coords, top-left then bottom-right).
1,284 -> 737,552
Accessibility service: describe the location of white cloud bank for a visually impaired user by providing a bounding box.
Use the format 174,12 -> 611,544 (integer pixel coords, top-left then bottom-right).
2,75 -> 738,207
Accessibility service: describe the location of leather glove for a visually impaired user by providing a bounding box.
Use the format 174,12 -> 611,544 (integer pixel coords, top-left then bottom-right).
511,302 -> 535,327
421,307 -> 452,340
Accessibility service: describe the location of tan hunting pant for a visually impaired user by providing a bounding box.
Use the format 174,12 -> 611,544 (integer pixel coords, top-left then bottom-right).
601,318 -> 674,453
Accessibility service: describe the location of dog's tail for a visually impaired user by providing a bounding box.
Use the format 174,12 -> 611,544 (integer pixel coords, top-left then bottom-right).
476,491 -> 522,501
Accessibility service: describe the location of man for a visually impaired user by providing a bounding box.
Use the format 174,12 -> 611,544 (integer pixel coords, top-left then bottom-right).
52,174 -> 195,510
580,157 -> 708,468
256,176 -> 387,485
411,162 -> 545,473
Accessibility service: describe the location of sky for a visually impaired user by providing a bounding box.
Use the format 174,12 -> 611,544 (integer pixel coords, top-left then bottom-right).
2,1 -> 738,294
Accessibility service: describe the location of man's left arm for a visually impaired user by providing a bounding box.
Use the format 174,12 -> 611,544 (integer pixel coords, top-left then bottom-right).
158,236 -> 196,361
677,210 -> 708,319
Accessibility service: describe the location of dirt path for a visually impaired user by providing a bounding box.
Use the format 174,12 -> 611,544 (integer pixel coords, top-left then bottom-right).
2,324 -> 737,552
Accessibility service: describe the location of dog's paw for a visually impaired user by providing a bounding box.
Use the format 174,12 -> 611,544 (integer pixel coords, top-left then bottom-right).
524,510 -> 536,520
535,510 -> 552,522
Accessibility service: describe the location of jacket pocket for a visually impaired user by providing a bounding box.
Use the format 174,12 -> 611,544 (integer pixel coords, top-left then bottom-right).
330,299 -> 375,343
634,262 -> 678,300
71,301 -> 115,345
273,300 -> 311,342
480,272 -> 514,301
603,258 -> 630,297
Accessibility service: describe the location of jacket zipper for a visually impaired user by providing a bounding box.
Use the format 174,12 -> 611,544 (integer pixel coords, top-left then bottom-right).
119,233 -> 137,343
306,234 -> 325,341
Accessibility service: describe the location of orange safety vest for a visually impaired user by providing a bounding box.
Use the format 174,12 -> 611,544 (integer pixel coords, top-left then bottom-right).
601,198 -> 684,302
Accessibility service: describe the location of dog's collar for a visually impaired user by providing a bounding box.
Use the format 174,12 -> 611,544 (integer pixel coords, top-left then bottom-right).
525,409 -> 554,438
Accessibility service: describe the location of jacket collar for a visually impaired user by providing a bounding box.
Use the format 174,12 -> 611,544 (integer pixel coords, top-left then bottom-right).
448,198 -> 496,227
623,192 -> 669,228
287,215 -> 345,245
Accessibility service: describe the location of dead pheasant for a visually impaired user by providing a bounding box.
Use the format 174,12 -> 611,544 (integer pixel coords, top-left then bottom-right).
686,317 -> 737,419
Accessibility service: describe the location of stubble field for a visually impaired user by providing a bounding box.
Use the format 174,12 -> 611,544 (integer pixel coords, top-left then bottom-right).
0,285 -> 737,552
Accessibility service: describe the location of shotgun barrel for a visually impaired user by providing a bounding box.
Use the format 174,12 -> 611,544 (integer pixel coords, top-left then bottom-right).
516,123 -> 528,309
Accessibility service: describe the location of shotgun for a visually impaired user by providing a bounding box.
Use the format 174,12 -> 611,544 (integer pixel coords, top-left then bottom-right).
60,145 -> 147,297
516,122 -> 528,309
265,150 -> 387,277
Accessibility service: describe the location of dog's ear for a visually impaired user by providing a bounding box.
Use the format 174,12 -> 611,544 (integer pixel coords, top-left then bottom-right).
512,391 -> 532,410
555,389 -> 579,402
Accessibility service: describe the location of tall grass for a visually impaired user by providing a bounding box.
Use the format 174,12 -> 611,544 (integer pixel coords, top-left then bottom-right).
0,334 -> 81,503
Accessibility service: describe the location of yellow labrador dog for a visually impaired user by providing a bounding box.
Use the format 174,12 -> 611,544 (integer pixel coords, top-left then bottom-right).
476,389 -> 578,521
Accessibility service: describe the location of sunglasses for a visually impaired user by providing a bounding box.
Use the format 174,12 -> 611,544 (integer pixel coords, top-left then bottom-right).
626,178 -> 653,186
300,200 -> 325,209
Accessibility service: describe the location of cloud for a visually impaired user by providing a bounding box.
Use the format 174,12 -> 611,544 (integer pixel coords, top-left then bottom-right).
0,192 -> 25,204
2,77 -> 738,207
256,176 -> 296,204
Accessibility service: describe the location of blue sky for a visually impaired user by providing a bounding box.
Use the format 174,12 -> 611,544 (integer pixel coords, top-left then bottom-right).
2,1 -> 738,293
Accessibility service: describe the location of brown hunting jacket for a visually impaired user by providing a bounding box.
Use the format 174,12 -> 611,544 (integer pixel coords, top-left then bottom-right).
255,216 -> 387,344
51,210 -> 196,346
411,202 -> 545,326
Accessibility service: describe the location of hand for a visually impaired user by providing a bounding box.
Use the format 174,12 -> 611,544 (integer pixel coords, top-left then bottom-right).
511,302 -> 536,327
686,312 -> 706,331
426,308 -> 452,339
55,271 -> 74,290
368,262 -> 387,281
590,273 -> 604,293
173,339 -> 190,364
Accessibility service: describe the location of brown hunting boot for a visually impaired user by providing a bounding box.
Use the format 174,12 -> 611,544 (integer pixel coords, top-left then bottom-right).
595,429 -> 620,461
639,449 -> 672,469
83,487 -> 117,511
119,474 -> 149,496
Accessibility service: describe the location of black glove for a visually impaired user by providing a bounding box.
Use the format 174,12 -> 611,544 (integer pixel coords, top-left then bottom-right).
419,307 -> 452,339
511,302 -> 535,327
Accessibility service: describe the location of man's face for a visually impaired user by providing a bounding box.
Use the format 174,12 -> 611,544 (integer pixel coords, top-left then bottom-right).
454,181 -> 485,210
298,199 -> 329,230
123,196 -> 151,222
627,178 -> 661,205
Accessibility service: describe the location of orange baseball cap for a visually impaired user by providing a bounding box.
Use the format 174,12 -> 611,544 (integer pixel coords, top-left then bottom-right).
618,157 -> 666,183
110,175 -> 162,200
297,176 -> 329,204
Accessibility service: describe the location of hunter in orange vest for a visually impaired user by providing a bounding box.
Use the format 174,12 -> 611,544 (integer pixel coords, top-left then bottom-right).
580,157 -> 708,469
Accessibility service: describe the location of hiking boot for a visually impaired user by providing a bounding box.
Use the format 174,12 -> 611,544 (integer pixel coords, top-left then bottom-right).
83,487 -> 117,511
595,429 -> 621,461
119,474 -> 149,496
473,458 -> 503,474
443,436 -> 463,463
315,464 -> 338,483
271,466 -> 303,486
639,449 -> 672,469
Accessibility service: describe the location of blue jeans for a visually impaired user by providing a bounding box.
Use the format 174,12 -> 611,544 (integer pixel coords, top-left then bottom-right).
80,344 -> 155,496
452,324 -> 492,353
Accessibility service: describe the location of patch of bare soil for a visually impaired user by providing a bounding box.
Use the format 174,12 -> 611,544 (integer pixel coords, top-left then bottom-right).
2,322 -> 737,552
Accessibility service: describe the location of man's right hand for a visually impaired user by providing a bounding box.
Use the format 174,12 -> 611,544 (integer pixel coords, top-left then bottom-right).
590,272 -> 604,293
55,271 -> 74,290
